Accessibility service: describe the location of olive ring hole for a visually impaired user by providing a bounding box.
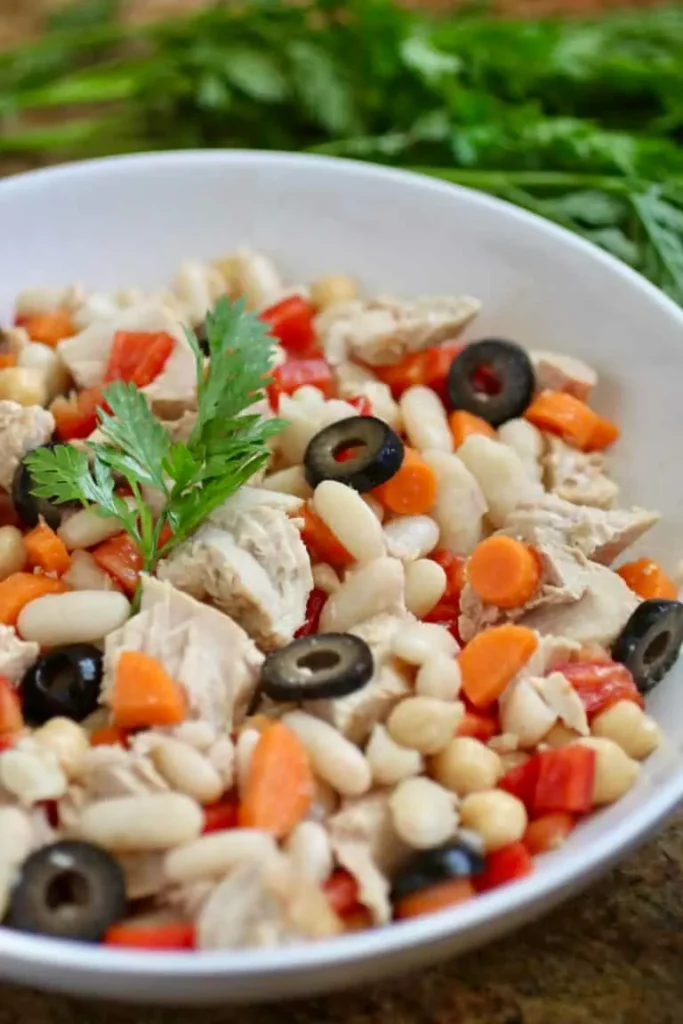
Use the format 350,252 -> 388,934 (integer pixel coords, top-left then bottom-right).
46,870 -> 90,912
643,630 -> 671,666
332,438 -> 368,463
297,649 -> 343,673
470,364 -> 502,397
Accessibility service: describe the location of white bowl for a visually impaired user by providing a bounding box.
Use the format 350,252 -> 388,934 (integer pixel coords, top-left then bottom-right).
1,151 -> 682,1004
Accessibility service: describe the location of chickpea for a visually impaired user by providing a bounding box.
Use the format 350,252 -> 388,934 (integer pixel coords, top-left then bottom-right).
591,701 -> 661,761
542,722 -> 581,748
459,790 -> 528,852
386,697 -> 464,755
415,654 -> 462,701
389,777 -> 458,850
32,718 -> 89,780
0,526 -> 27,580
578,738 -> 639,805
0,367 -> 48,407
431,737 -> 501,796
17,343 -> 70,401
310,274 -> 358,311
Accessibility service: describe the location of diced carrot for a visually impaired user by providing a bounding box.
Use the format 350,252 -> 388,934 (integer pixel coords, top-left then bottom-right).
0,353 -> 17,370
92,533 -> 143,597
295,587 -> 328,638
90,725 -> 129,748
112,651 -> 187,729
524,390 -> 619,452
533,745 -> 596,815
523,813 -> 576,855
395,878 -> 475,920
467,536 -> 541,610
105,922 -> 195,950
0,676 -> 23,736
558,661 -> 643,719
449,410 -> 496,448
0,573 -> 68,627
375,341 -> 463,400
372,448 -> 438,515
456,709 -> 499,743
300,504 -> 353,571
238,721 -> 314,839
616,557 -> 677,601
498,756 -> 541,814
51,387 -> 105,442
23,522 -> 71,576
323,869 -> 360,917
475,843 -> 533,893
104,331 -> 174,387
21,310 -> 75,347
458,624 -> 538,709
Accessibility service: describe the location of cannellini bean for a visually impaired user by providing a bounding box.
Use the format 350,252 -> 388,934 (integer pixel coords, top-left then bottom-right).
285,821 -> 333,885
17,342 -> 70,401
578,738 -> 639,804
235,728 -> 260,794
317,399 -> 359,429
404,558 -> 447,618
400,386 -> 453,453
387,697 -> 464,755
0,367 -> 48,407
312,563 -> 339,594
172,721 -> 216,751
18,591 -> 131,646
165,829 -> 280,884
432,738 -> 502,796
591,701 -> 661,760
389,777 -> 458,849
320,557 -> 404,633
365,724 -> 423,786
458,434 -> 541,528
262,465 -> 313,499
421,450 -> 486,555
391,621 -> 459,666
58,507 -> 124,549
292,385 -> 326,408
151,738 -> 224,804
313,481 -> 385,563
542,722 -> 582,748
359,382 -> 402,432
79,793 -> 203,852
310,274 -> 358,310
497,418 -> 544,482
282,711 -> 371,797
415,655 -> 462,701
278,398 -> 322,464
362,495 -> 385,523
33,718 -> 89,780
383,515 -> 440,561
0,526 -> 27,580
306,777 -> 339,823
62,549 -> 120,592
459,790 -> 528,852
0,746 -> 67,805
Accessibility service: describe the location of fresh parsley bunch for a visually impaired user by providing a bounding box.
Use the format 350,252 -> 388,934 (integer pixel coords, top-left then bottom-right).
25,297 -> 283,576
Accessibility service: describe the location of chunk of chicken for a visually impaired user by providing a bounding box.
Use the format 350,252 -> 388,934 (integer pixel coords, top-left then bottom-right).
530,350 -> 597,401
158,502 -> 312,649
0,626 -> 39,685
75,743 -> 169,800
102,577 -> 263,732
543,436 -> 619,510
0,401 -> 55,491
499,678 -> 558,749
316,295 -> 481,367
533,671 -> 589,736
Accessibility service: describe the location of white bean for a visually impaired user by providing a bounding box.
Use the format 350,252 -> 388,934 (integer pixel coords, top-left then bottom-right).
415,655 -> 462,701
362,495 -> 385,523
17,342 -> 70,401
591,701 -> 661,761
421,450 -> 486,555
164,829 -> 279,883
32,718 -> 89,780
391,621 -> 459,666
386,697 -> 464,755
17,591 -> 130,646
404,559 -> 446,618
282,711 -> 371,797
383,515 -> 440,561
313,481 -> 385,563
0,367 -> 47,408
278,398 -> 321,464
292,385 -> 326,408
400,386 -> 453,453
0,807 -> 32,865
0,526 -> 27,579
389,777 -> 458,849
62,549 -> 120,592
317,399 -> 359,429
151,738 -> 224,804
306,777 -> 339,824
497,418 -> 543,482
365,724 -> 423,786
457,434 -> 541,528
235,728 -> 260,794
311,563 -> 339,594
459,790 -> 528,852
577,738 -> 639,805
285,821 -> 333,885
79,793 -> 203,851
58,507 -> 124,549
310,274 -> 358,310
262,466 -> 312,499
320,557 -> 405,633
432,738 -> 502,796
15,286 -> 71,317
0,746 -> 67,805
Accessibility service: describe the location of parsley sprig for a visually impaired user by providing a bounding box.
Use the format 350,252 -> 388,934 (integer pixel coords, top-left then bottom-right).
25,297 -> 284,576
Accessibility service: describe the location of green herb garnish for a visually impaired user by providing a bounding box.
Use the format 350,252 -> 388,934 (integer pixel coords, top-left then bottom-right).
24,297 -> 283,579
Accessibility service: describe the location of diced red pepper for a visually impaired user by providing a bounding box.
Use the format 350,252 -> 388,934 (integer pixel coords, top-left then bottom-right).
323,869 -> 360,916
557,661 -> 644,720
50,387 -> 104,441
498,756 -> 541,814
300,504 -> 353,571
105,922 -> 195,950
104,331 -> 174,388
0,676 -> 23,737
533,745 -> 596,816
347,395 -> 372,416
260,296 -> 317,356
456,709 -> 499,743
267,358 -> 334,409
430,549 -> 467,602
523,813 -> 576,855
476,842 -> 534,893
202,798 -> 239,834
295,587 -> 327,638
90,725 -> 129,748
92,534 -> 143,598
375,341 -> 463,400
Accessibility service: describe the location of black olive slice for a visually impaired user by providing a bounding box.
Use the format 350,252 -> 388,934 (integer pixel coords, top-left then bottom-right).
391,841 -> 486,904
8,841 -> 126,942
261,633 -> 374,702
12,444 -> 76,529
21,644 -> 103,725
612,599 -> 683,693
303,416 -> 404,493
446,339 -> 535,426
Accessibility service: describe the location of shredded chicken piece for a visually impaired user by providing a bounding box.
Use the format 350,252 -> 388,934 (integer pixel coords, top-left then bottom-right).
0,626 -> 39,685
0,401 -> 54,492
543,436 -> 619,509
530,350 -> 597,401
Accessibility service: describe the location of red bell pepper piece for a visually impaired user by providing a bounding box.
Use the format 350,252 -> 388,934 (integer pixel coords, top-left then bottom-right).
375,341 -> 463,400
323,869 -> 360,916
558,661 -> 644,720
105,921 -> 195,950
202,798 -> 239,834
476,842 -> 534,893
533,745 -> 596,816
430,549 -> 466,602
498,756 -> 541,814
0,676 -> 23,737
295,588 -> 327,638
455,709 -> 499,743
261,296 -> 317,356
300,504 -> 353,571
50,386 -> 105,441
92,534 -> 143,598
104,331 -> 174,388
347,395 -> 372,416
268,358 -> 334,409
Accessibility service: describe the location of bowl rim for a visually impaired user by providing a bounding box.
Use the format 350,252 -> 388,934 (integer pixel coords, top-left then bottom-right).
1,148 -> 683,980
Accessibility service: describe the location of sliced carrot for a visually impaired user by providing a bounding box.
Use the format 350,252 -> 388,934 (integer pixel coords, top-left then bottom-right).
524,390 -> 619,452
0,353 -> 17,370
395,878 -> 475,920
0,573 -> 68,627
449,410 -> 496,448
458,624 -> 538,708
616,557 -> 677,601
21,310 -> 75,347
238,721 -> 314,839
112,651 -> 186,729
467,535 -> 541,610
24,522 -> 71,576
372,448 -> 438,515
92,533 -> 143,597
90,725 -> 129,748
523,813 -> 575,855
